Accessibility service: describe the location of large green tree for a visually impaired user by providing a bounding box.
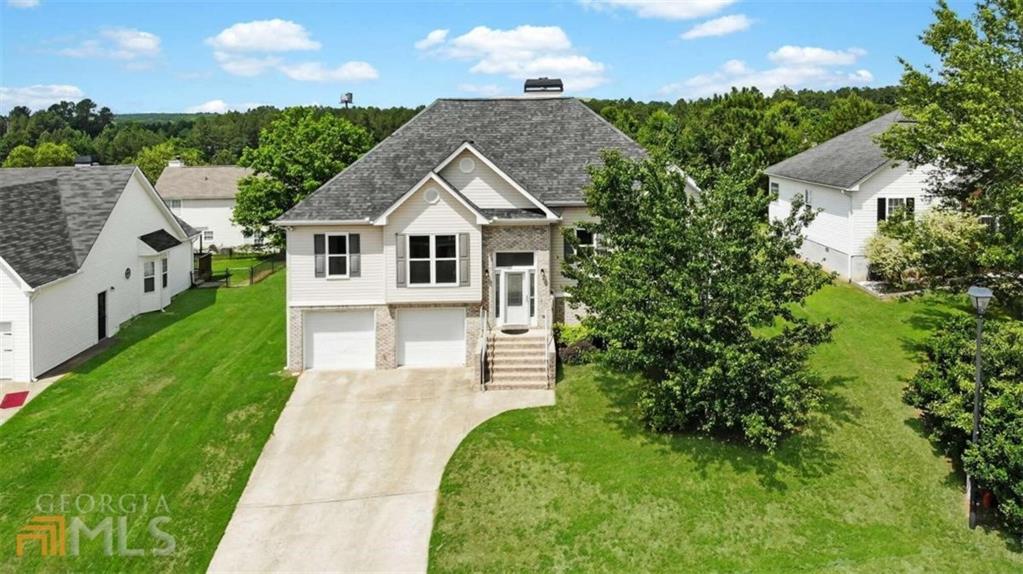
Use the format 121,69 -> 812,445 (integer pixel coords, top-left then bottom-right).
233,108 -> 373,243
2,145 -> 36,167
563,152 -> 833,449
32,142 -> 76,166
133,140 -> 204,183
880,0 -> 1023,313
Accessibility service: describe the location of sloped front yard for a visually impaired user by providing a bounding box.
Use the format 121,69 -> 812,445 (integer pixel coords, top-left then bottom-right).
0,273 -> 294,572
430,283 -> 1023,572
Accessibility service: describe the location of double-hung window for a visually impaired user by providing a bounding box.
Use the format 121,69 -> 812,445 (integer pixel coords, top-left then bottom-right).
161,258 -> 168,288
408,234 -> 458,285
576,228 -> 597,255
202,230 -> 214,242
326,233 -> 349,278
143,261 -> 155,293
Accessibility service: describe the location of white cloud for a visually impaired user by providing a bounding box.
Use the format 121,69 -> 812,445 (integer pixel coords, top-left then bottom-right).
279,61 -> 379,82
581,0 -> 734,20
7,0 -> 40,8
206,19 -> 379,83
57,28 -> 161,68
421,25 -> 607,92
660,45 -> 872,98
415,29 -> 448,50
206,19 -> 320,52
681,14 -> 752,39
212,51 -> 281,77
185,99 -> 263,114
458,83 -> 504,97
768,45 -> 866,66
0,84 -> 84,111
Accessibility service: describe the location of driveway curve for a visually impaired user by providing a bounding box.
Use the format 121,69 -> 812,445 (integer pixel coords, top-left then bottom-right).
208,368 -> 554,572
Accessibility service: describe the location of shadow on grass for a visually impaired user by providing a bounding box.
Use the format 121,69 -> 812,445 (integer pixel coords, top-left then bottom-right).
593,368 -> 858,492
903,415 -> 1023,554
64,286 -> 219,378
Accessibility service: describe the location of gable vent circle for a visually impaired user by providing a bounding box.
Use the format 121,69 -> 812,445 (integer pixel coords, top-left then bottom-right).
424,187 -> 440,204
458,157 -> 475,174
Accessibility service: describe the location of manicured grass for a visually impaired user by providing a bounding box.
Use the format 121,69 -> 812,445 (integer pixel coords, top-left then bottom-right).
211,255 -> 268,286
430,283 -> 1023,572
0,273 -> 294,572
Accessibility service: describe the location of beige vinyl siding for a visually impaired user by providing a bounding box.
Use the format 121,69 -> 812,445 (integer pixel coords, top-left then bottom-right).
849,162 -> 934,255
384,185 -> 482,303
287,225 -> 385,306
438,149 -> 535,210
550,206 -> 593,295
770,176 -> 853,256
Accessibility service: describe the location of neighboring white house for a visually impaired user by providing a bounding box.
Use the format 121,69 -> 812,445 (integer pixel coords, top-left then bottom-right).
156,163 -> 254,250
0,166 -> 197,382
766,111 -> 935,281
275,88 -> 697,387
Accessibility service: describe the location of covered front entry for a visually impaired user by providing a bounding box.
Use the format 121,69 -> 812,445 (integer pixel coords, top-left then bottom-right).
303,310 -> 376,370
396,308 -> 465,367
494,252 -> 536,328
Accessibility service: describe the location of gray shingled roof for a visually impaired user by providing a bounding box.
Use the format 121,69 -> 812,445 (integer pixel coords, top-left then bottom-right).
139,229 -> 182,252
155,166 -> 252,200
0,179 -> 79,287
765,110 -> 910,189
0,166 -> 136,287
278,97 -> 646,222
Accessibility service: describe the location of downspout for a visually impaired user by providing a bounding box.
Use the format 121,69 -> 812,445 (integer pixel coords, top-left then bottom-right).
28,290 -> 36,381
847,189 -> 854,281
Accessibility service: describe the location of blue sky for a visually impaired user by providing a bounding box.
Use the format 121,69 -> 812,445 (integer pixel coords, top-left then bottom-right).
0,0 -> 967,113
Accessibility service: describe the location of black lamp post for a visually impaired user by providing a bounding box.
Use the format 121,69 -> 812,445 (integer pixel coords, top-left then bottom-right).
966,285 -> 994,529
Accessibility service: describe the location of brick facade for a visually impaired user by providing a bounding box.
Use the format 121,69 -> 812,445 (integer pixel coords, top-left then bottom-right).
481,224 -> 554,330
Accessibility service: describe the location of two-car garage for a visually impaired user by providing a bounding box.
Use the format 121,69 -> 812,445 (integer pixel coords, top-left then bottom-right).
301,307 -> 466,370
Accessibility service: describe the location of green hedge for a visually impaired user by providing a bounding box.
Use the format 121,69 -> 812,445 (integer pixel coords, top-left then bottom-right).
905,315 -> 1023,533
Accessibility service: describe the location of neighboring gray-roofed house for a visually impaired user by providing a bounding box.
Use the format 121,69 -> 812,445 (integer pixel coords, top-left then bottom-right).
156,165 -> 255,248
765,111 -> 909,188
766,110 -> 936,282
275,93 -> 697,389
0,165 -> 195,382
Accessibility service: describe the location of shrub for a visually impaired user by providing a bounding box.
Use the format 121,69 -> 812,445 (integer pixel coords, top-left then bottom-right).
559,339 -> 598,365
905,315 -> 1023,533
554,323 -> 592,346
554,323 -> 597,364
865,209 -> 985,288
864,233 -> 917,286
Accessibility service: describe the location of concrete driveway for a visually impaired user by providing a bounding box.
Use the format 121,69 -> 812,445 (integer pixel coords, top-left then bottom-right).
208,368 -> 554,573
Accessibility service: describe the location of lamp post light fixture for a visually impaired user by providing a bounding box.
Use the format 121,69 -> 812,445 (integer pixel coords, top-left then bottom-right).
966,285 -> 994,529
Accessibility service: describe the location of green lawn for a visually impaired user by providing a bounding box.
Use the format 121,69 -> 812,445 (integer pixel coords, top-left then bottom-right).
430,283 -> 1023,572
210,255 -> 269,286
0,273 -> 294,572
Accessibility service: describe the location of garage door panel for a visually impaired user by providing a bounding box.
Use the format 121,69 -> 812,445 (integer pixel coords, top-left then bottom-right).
304,310 -> 375,370
397,308 -> 465,367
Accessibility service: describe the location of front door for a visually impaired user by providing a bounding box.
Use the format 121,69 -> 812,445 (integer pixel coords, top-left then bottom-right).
97,291 -> 107,340
502,270 -> 529,325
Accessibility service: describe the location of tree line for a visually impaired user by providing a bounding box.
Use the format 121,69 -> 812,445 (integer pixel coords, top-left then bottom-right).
1,86 -> 897,183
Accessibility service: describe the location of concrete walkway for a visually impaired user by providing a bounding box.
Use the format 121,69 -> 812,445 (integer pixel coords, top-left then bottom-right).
208,368 -> 554,573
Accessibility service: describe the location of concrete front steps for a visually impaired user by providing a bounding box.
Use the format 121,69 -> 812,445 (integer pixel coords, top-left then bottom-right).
485,331 -> 550,390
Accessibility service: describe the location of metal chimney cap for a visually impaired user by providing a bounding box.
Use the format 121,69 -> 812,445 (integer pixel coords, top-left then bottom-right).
524,77 -> 564,93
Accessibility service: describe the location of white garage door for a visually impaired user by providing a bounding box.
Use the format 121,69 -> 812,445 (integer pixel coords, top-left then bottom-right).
397,308 -> 465,367
304,310 -> 376,370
